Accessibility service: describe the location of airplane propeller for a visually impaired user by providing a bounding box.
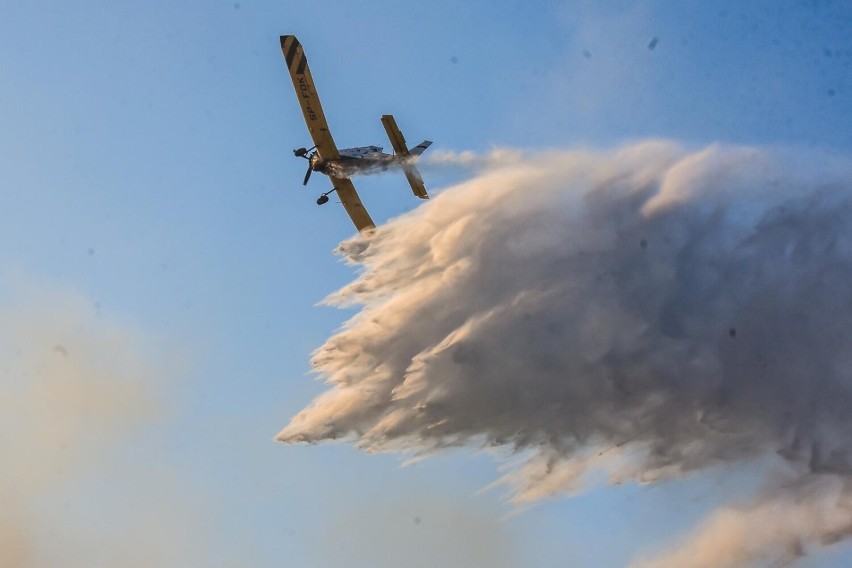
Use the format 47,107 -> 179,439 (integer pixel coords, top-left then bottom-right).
294,145 -> 317,186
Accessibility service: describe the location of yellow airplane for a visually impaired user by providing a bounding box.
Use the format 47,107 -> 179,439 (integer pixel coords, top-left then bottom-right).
280,35 -> 432,233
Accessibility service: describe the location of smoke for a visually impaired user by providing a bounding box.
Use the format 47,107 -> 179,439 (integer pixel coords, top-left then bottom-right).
313,493 -> 517,568
0,280 -> 229,568
0,286 -> 153,567
631,475 -> 852,568
421,148 -> 525,170
279,141 -> 852,564
324,155 -> 424,179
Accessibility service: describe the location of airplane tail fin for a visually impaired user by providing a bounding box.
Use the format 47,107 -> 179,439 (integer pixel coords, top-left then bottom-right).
381,114 -> 430,199
410,140 -> 432,156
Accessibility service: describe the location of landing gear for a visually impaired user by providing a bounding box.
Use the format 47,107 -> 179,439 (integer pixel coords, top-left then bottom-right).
317,187 -> 337,205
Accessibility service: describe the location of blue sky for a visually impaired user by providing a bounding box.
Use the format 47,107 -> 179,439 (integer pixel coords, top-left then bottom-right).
2,1 -> 852,566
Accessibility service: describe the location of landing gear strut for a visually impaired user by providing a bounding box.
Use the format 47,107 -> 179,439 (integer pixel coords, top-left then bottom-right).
317,187 -> 337,205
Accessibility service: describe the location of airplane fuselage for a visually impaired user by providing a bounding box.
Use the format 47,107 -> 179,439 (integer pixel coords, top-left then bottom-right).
310,145 -> 416,178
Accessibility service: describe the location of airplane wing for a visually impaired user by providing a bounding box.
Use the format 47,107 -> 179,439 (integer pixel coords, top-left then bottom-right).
280,35 -> 340,161
380,115 -> 410,157
329,176 -> 376,233
281,36 -> 374,233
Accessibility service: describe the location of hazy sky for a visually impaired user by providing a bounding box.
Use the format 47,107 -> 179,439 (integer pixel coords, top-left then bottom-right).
2,1 -> 852,567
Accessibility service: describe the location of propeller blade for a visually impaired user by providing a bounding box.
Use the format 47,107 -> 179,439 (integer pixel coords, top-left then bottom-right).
303,164 -> 313,185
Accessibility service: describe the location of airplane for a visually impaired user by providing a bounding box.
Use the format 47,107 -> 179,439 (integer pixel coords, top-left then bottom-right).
280,35 -> 432,233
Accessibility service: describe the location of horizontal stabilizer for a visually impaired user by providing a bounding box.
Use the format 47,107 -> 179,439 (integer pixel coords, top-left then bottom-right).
381,114 -> 409,156
403,165 -> 429,200
381,114 -> 429,199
